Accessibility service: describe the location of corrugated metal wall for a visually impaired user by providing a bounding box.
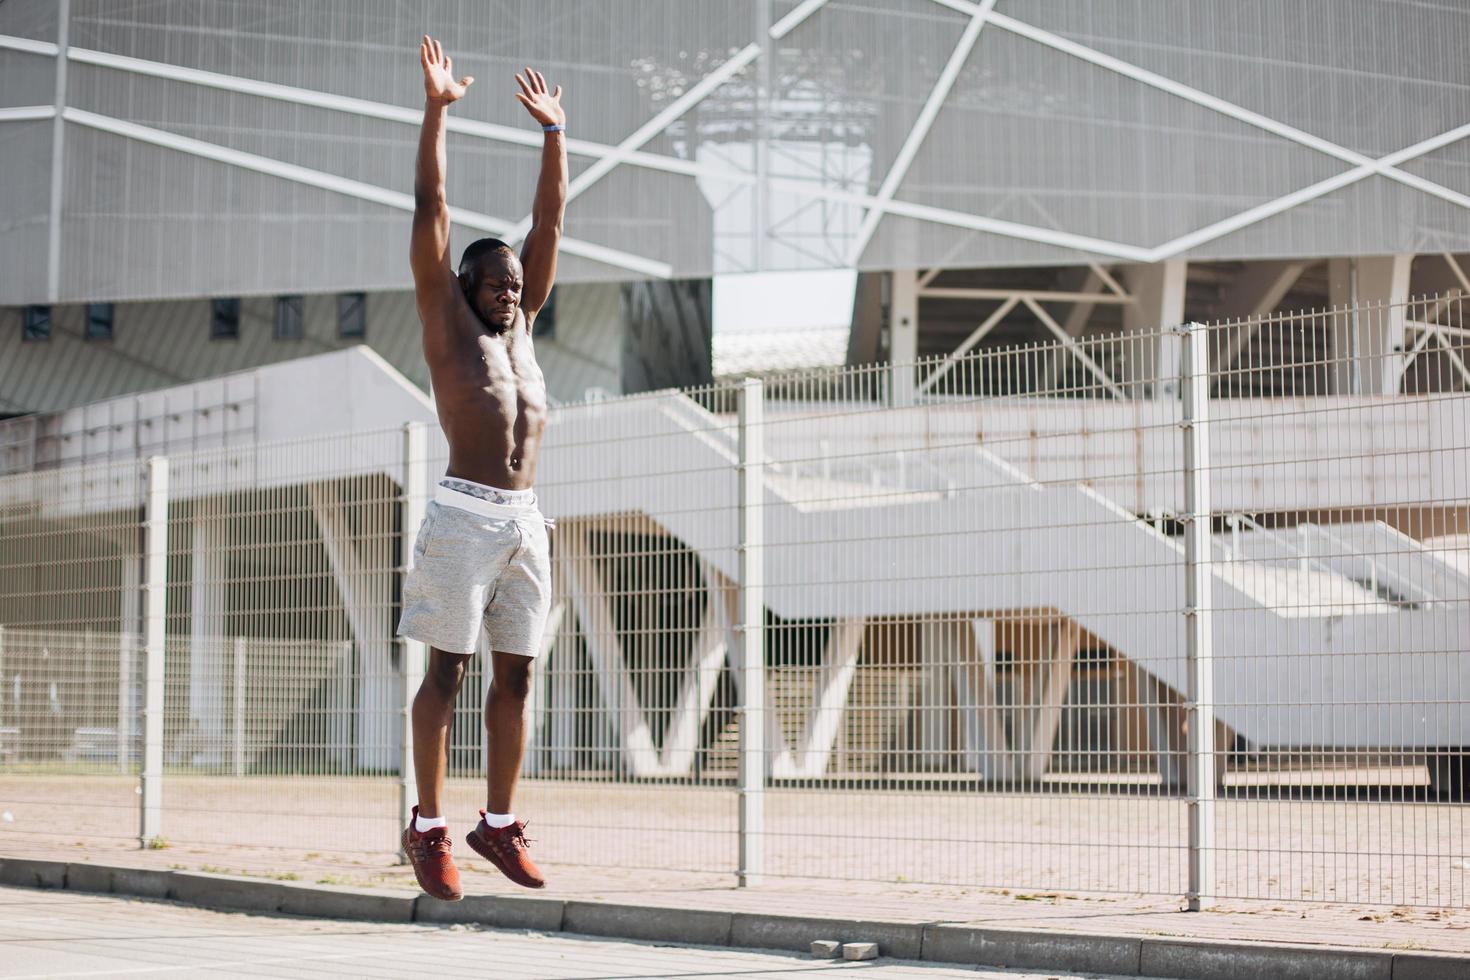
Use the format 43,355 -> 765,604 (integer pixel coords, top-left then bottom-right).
2,1 -> 1469,304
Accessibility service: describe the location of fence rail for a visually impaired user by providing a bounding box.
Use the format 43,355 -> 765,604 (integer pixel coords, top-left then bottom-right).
1,296 -> 1467,907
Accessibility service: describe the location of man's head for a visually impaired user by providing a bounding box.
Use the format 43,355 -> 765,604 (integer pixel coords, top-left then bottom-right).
458,237 -> 523,329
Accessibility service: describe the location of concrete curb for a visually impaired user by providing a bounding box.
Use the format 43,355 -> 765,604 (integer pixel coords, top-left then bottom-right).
563,900 -> 732,946
1140,937 -> 1392,980
925,923 -> 1141,975
731,913 -> 923,959
2,858 -> 1465,980
414,893 -> 565,932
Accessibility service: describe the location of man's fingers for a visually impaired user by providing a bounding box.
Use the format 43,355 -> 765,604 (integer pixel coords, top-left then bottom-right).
515,72 -> 533,97
514,92 -> 531,108
460,75 -> 474,89
552,84 -> 562,100
433,38 -> 443,65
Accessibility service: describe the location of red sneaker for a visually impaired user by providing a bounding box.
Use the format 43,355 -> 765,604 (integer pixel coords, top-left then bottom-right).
402,806 -> 463,901
465,813 -> 546,889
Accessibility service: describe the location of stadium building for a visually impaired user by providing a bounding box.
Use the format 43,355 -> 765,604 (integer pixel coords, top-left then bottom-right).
2,0 -> 1470,872
4,1 -> 1470,418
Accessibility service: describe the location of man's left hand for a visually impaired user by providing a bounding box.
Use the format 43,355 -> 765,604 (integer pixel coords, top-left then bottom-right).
515,67 -> 564,127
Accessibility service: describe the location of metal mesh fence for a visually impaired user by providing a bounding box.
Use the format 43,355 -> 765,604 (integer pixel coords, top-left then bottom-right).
1,295 -> 1466,906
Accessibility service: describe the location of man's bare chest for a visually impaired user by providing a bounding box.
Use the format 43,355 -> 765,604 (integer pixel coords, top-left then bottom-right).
433,319 -> 544,397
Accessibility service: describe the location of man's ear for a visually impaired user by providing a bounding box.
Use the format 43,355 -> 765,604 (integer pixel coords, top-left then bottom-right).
457,271 -> 471,293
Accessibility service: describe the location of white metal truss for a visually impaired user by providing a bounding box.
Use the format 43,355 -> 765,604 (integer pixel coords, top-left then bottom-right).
843,0 -> 997,266
61,108 -> 671,279
4,0 -> 1470,279
916,266 -> 1136,395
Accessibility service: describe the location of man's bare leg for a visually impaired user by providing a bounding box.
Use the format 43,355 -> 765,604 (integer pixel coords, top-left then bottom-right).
413,649 -> 468,818
467,649 -> 544,887
486,650 -> 533,813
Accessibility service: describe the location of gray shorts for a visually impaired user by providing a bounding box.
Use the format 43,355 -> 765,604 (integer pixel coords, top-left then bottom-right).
395,479 -> 553,659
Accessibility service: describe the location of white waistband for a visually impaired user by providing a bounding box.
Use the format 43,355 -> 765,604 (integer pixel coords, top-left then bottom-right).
434,483 -> 542,519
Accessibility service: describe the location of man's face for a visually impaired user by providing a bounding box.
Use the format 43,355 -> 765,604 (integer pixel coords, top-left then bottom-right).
464,253 -> 523,329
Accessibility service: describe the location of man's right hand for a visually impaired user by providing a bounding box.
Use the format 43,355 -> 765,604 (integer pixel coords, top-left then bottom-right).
420,35 -> 473,104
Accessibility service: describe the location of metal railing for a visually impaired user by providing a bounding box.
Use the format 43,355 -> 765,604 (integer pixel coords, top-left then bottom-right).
1,295 -> 1467,908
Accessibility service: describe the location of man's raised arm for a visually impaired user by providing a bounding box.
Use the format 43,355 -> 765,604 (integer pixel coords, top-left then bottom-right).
411,36 -> 473,297
514,68 -> 567,319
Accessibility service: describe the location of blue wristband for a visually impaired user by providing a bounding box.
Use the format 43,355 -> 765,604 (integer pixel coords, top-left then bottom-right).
542,123 -> 564,133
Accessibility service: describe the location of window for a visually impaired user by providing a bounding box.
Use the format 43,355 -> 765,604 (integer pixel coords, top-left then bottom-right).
337,292 -> 366,339
211,298 -> 240,339
85,302 -> 114,340
22,305 -> 50,341
275,295 -> 304,340
532,287 -> 555,339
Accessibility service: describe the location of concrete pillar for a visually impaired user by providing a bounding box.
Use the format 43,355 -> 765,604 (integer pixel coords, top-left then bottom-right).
307,483 -> 398,772
1329,255 -> 1411,394
1122,260 -> 1187,397
117,550 -> 141,771
188,515 -> 227,766
889,269 -> 919,406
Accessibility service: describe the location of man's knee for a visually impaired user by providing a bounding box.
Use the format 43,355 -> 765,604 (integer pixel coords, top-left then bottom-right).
423,650 -> 467,697
491,654 -> 533,702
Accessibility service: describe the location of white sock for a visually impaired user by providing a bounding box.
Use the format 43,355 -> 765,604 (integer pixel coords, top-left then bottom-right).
414,812 -> 448,833
484,811 -> 515,829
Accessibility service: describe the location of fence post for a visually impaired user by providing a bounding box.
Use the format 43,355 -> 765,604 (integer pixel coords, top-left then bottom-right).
1180,322 -> 1216,911
139,455 -> 169,847
399,422 -> 428,853
737,378 -> 766,886
232,636 -> 246,777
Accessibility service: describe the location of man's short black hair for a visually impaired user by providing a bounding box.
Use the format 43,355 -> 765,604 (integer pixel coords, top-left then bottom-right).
459,238 -> 518,278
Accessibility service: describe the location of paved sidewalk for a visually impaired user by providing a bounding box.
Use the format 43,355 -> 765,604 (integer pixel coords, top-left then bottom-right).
6,833 -> 1465,958
0,887 -> 1140,980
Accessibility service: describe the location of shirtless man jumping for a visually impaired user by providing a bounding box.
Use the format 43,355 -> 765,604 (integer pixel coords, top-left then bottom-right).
395,36 -> 565,901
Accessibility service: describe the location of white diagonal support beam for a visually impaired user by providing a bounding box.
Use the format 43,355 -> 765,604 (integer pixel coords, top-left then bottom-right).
770,618 -> 865,779
770,0 -> 831,39
1141,126 -> 1470,262
659,565 -> 737,776
61,43 -> 744,185
1430,327 -> 1470,389
953,619 -> 1008,781
560,526 -> 664,777
505,43 -> 765,245
980,10 -> 1470,212
918,295 -> 1019,394
1023,622 -> 1081,781
1042,267 -> 1116,392
0,34 -> 57,55
0,105 -> 54,123
1213,262 -> 1308,369
61,107 -> 671,279
1091,262 -> 1129,298
845,2 -> 997,266
1024,296 -> 1126,398
920,287 -> 1131,305
307,482 -> 397,770
1443,253 -> 1470,295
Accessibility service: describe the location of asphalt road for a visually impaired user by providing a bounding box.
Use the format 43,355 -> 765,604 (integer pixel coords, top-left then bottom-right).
0,885 -> 1149,979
